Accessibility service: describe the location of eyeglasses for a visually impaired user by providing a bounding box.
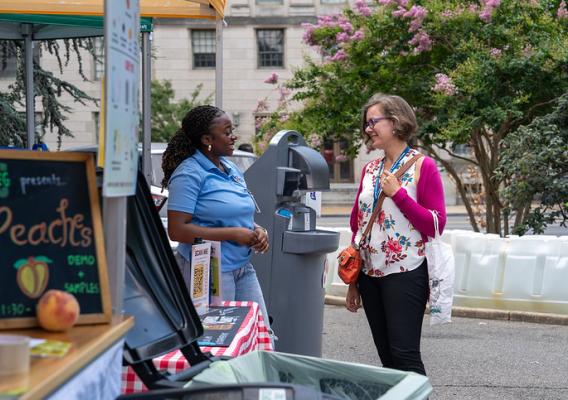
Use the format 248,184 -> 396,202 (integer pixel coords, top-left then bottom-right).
364,116 -> 390,130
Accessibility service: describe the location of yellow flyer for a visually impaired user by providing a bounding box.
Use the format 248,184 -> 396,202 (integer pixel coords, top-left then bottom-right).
190,242 -> 211,314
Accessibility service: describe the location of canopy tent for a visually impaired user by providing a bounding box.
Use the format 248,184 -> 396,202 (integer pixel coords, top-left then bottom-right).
0,14 -> 153,39
0,0 -> 226,168
0,0 -> 224,19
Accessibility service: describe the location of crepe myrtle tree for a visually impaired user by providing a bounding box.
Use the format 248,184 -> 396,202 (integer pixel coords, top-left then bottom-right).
496,93 -> 568,235
256,0 -> 568,235
0,39 -> 98,149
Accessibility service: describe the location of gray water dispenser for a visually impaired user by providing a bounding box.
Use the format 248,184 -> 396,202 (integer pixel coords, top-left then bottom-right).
245,130 -> 340,357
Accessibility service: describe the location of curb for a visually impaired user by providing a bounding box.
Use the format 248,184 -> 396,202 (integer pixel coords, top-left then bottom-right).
324,295 -> 568,326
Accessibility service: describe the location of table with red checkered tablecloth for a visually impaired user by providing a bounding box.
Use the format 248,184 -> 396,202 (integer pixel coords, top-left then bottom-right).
121,301 -> 273,394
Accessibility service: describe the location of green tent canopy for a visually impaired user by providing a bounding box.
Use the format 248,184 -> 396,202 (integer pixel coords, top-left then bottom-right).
0,14 -> 152,40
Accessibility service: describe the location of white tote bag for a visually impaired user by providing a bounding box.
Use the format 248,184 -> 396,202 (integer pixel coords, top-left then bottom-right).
425,210 -> 455,326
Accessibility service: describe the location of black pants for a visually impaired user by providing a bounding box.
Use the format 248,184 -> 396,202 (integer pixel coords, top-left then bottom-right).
358,259 -> 429,375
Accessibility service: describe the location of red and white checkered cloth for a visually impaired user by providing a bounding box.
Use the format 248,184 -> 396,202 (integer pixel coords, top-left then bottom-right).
121,301 -> 273,394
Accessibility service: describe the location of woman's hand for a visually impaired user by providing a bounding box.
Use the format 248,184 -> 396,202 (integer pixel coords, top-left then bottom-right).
346,283 -> 361,313
231,228 -> 258,246
251,226 -> 270,254
380,170 -> 402,197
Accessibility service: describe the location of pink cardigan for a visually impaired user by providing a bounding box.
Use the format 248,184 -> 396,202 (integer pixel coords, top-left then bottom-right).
350,155 -> 446,242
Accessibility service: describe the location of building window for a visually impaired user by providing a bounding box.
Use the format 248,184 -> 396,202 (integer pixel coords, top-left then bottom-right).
256,0 -> 283,4
93,37 -> 104,80
321,0 -> 346,3
192,30 -> 216,69
257,29 -> 284,68
322,139 -> 354,183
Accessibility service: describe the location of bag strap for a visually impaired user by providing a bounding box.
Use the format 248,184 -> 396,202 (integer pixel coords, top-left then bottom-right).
359,153 -> 424,244
430,209 -> 441,239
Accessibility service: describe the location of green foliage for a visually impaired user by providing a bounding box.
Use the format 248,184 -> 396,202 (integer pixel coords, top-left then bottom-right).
150,80 -> 212,142
497,93 -> 568,234
0,39 -> 99,149
257,0 -> 568,234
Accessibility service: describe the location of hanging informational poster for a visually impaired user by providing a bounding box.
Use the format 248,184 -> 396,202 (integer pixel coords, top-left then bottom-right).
103,0 -> 140,196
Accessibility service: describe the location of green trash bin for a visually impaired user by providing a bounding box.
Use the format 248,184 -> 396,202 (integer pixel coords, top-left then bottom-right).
186,350 -> 432,400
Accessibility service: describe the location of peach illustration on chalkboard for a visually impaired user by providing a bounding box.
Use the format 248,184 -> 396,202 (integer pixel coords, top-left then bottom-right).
14,256 -> 51,299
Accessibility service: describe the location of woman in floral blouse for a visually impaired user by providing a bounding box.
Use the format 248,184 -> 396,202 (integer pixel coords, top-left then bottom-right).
346,94 -> 446,376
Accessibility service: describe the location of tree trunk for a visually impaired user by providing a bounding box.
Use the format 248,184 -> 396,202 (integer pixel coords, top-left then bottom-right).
470,129 -> 503,235
421,144 -> 480,232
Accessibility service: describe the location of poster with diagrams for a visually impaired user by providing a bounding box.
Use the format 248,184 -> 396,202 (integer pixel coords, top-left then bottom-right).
103,0 -> 140,196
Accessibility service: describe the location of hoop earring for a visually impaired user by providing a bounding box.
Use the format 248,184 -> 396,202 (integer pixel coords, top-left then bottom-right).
208,144 -> 212,152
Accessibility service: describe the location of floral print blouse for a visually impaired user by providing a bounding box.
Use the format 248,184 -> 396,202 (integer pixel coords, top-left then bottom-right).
354,149 -> 426,277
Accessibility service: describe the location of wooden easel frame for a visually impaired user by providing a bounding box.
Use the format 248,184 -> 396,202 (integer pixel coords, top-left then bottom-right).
0,150 -> 111,329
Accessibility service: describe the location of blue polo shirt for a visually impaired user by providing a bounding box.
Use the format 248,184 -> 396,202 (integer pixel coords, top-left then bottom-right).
167,149 -> 256,272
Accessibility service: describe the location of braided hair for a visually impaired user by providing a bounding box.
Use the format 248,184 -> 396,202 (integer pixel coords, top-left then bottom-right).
161,105 -> 224,189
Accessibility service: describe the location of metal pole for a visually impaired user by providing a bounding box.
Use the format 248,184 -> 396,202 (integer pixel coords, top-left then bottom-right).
141,31 -> 152,186
103,196 -> 127,315
215,19 -> 223,108
22,24 -> 35,149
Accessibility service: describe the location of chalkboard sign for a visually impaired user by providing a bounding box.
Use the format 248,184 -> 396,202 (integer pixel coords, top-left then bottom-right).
0,150 -> 111,329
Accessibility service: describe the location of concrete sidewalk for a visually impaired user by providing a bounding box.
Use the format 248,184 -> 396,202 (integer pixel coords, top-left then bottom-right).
321,204 -> 468,217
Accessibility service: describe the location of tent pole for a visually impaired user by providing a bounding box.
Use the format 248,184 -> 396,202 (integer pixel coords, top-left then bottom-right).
141,31 -> 152,186
215,18 -> 223,108
22,24 -> 35,149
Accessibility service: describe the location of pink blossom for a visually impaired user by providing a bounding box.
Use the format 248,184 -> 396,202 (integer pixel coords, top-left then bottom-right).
392,6 -> 406,17
432,73 -> 457,96
335,154 -> 348,162
378,0 -> 393,5
264,72 -> 279,85
409,30 -> 432,54
279,114 -> 290,123
522,44 -> 534,57
354,0 -> 372,16
558,0 -> 568,19
490,48 -> 502,57
440,9 -> 454,18
336,31 -> 351,43
339,21 -> 354,34
479,0 -> 500,22
329,50 -> 348,62
301,23 -> 316,46
278,87 -> 292,101
351,29 -> 365,41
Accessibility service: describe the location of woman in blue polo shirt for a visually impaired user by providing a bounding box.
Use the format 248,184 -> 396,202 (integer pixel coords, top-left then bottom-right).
161,105 -> 271,334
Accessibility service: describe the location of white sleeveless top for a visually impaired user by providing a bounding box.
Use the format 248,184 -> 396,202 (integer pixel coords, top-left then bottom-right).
354,149 -> 426,277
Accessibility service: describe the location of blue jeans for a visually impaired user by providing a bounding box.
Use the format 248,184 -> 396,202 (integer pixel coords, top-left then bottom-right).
221,263 -> 272,333
176,254 -> 272,335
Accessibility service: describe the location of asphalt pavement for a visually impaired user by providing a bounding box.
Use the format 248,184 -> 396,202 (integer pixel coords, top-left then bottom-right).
322,304 -> 568,400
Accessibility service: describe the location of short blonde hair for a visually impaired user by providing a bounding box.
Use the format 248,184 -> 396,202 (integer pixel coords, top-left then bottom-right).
361,94 -> 418,146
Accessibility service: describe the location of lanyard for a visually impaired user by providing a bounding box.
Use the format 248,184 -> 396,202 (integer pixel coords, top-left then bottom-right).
230,173 -> 261,214
373,146 -> 410,208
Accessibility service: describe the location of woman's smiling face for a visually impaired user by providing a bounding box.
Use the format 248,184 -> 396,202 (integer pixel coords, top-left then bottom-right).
208,113 -> 237,157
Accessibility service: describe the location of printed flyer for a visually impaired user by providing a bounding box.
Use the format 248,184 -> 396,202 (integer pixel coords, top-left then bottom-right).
190,242 -> 211,315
